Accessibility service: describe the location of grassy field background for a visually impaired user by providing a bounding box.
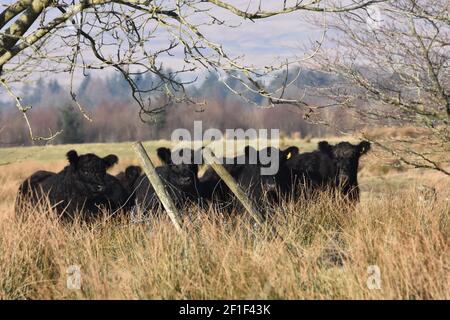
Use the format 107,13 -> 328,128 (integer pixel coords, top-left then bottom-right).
0,137 -> 449,299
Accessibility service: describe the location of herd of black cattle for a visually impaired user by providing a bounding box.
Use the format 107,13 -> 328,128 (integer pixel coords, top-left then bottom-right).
15,140 -> 371,221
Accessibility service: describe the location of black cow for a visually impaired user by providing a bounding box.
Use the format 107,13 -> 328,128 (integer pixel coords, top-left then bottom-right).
258,146 -> 299,203
95,173 -> 132,214
17,170 -> 55,194
115,165 -> 142,203
15,170 -> 56,215
198,151 -> 243,206
116,165 -> 142,193
199,146 -> 298,210
15,150 -> 125,220
318,140 -> 371,201
133,147 -> 201,213
284,142 -> 336,199
285,140 -> 371,201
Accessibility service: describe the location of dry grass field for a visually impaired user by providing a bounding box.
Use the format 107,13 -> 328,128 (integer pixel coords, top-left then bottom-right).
0,137 -> 449,299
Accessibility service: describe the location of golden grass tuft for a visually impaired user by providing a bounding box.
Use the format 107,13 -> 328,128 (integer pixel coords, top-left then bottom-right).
1,186 -> 449,299
0,142 -> 449,299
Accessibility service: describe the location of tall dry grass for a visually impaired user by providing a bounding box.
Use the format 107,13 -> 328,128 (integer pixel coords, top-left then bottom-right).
1,152 -> 449,299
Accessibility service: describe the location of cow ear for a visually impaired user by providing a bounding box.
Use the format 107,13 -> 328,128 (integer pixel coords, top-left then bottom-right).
125,165 -> 142,180
103,154 -> 119,168
281,146 -> 299,161
66,150 -> 79,166
318,141 -> 333,156
358,141 -> 371,155
157,147 -> 172,164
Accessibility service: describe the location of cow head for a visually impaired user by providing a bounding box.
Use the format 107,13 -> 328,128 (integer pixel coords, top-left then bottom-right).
278,146 -> 299,166
116,165 -> 142,192
318,140 -> 371,200
67,150 -> 118,195
258,145 -> 298,176
257,146 -> 299,199
157,147 -> 200,190
243,146 -> 299,197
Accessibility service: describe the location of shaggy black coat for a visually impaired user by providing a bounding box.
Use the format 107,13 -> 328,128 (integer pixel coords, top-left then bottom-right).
15,150 -> 123,220
198,146 -> 299,210
284,143 -> 336,199
317,140 -> 371,201
115,165 -> 142,208
285,140 -> 371,201
133,148 -> 201,213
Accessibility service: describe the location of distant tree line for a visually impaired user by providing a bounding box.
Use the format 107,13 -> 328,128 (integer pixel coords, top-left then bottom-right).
0,69 -> 349,147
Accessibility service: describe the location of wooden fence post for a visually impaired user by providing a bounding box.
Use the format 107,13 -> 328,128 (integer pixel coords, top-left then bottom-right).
132,141 -> 184,234
202,148 -> 266,228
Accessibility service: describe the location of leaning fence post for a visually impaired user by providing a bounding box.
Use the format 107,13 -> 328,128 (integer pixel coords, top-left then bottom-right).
202,148 -> 266,228
132,141 -> 184,234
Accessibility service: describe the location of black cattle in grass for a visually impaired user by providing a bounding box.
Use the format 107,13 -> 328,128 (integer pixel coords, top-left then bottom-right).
95,173 -> 132,214
228,146 -> 273,205
198,146 -> 260,208
133,147 -> 201,213
116,165 -> 142,192
115,165 -> 142,205
15,170 -> 56,215
284,142 -> 336,199
318,140 -> 371,201
15,150 -> 125,220
18,170 -> 55,194
258,146 -> 299,203
198,151 -> 243,206
199,146 -> 298,210
113,165 -> 143,211
284,140 -> 371,201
